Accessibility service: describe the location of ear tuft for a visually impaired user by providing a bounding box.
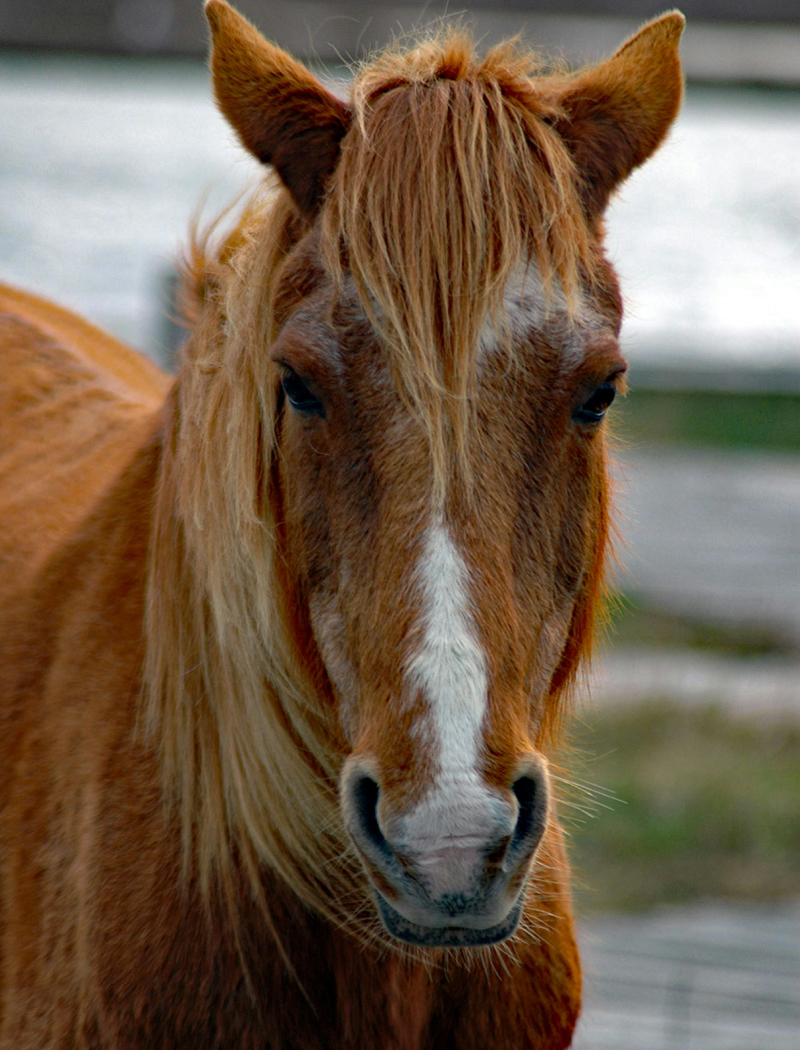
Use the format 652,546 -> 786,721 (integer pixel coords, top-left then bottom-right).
555,10 -> 685,215
205,0 -> 350,216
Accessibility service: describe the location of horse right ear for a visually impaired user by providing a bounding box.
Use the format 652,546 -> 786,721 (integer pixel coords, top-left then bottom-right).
205,0 -> 351,216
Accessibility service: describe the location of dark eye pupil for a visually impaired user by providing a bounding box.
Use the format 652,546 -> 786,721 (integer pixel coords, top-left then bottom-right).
574,382 -> 616,424
281,370 -> 324,416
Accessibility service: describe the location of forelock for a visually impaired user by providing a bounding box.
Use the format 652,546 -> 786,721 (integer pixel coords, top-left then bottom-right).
320,30 -> 598,502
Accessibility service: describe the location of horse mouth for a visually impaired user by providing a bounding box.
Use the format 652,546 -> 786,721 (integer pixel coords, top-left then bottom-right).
374,892 -> 524,948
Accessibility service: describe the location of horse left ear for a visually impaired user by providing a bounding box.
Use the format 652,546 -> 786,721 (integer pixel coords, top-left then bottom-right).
554,10 -> 685,216
205,0 -> 351,216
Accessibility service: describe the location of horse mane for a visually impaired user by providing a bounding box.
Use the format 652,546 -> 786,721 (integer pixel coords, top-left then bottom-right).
145,188 -> 372,933
143,31 -> 606,935
323,31 -> 594,495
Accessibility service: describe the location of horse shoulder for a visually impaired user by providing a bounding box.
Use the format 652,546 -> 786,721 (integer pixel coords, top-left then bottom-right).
0,419 -> 168,1045
0,284 -> 169,601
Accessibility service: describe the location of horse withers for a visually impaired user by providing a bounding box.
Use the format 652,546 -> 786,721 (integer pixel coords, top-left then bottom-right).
0,3 -> 683,1046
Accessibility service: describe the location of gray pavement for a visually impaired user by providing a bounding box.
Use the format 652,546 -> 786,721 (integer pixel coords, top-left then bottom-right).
574,902 -> 800,1050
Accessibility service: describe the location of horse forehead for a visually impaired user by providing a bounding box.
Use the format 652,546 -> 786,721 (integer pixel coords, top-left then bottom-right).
479,268 -> 607,369
337,265 -> 608,365
286,266 -> 609,399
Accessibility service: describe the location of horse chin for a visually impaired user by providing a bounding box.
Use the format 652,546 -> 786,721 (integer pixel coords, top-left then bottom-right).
374,893 -> 524,948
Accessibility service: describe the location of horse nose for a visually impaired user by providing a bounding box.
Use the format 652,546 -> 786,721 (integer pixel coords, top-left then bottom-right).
345,760 -> 548,861
345,767 -> 517,864
342,756 -> 550,938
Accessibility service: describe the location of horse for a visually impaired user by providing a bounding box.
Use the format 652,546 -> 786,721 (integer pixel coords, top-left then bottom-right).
0,2 -> 683,1046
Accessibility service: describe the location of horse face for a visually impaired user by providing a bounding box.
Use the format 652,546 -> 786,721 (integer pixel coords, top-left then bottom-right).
269,253 -> 625,946
207,0 -> 682,946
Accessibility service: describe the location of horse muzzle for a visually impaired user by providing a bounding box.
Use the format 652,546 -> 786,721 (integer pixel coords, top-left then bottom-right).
341,757 -> 549,947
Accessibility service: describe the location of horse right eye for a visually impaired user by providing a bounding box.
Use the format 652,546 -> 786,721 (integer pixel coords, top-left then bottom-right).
281,369 -> 325,417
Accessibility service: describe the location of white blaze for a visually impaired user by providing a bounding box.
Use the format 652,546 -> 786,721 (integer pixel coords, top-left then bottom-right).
402,523 -> 500,852
479,265 -> 598,368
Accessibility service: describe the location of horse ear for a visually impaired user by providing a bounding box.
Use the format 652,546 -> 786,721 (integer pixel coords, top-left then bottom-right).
205,0 -> 350,216
554,11 -> 685,216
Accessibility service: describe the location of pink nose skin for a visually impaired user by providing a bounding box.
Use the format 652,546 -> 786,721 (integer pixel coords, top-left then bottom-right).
341,761 -> 549,947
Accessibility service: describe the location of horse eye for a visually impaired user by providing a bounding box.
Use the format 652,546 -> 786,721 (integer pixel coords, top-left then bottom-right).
281,369 -> 324,416
573,381 -> 616,425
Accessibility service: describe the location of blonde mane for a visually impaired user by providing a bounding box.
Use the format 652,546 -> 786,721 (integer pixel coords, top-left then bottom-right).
324,32 -> 594,494
144,31 -> 601,934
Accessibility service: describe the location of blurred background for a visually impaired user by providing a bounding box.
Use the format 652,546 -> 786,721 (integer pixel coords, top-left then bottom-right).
1,1 -> 798,1046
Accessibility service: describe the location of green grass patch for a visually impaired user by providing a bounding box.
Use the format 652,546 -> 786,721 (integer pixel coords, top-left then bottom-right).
614,388 -> 800,451
604,596 -> 797,657
562,701 -> 800,914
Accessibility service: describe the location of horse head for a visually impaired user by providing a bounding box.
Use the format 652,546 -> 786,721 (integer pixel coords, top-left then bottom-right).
172,1 -> 683,949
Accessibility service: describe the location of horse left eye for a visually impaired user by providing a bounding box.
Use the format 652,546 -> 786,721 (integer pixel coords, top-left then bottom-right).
281,369 -> 325,416
573,382 -> 616,425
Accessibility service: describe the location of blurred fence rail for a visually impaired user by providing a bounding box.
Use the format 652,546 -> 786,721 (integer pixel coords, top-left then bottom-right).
3,1 -> 800,84
574,902 -> 800,1049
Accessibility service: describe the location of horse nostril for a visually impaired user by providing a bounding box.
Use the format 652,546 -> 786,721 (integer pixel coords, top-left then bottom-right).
511,772 -> 548,853
351,774 -> 389,855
